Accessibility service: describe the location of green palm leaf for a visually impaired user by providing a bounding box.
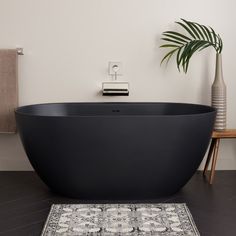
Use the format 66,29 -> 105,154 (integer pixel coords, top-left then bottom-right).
164,31 -> 191,41
160,18 -> 223,73
160,44 -> 179,48
161,37 -> 184,45
162,33 -> 189,43
210,27 -> 217,46
183,41 -> 209,72
181,19 -> 201,39
203,25 -> 213,44
196,23 -> 210,41
175,21 -> 196,39
160,48 -> 178,65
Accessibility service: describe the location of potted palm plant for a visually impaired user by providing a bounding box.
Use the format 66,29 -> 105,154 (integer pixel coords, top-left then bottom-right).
160,19 -> 226,130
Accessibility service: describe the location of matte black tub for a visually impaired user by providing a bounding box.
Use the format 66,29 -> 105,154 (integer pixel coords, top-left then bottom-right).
15,103 -> 216,199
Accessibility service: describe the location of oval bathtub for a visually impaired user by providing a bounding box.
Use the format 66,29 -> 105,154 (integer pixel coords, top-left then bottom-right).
15,103 -> 216,199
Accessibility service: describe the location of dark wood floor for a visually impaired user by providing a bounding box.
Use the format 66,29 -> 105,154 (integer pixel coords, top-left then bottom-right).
0,171 -> 235,236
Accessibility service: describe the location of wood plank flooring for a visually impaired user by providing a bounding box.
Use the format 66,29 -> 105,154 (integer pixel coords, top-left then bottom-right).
0,171 -> 236,236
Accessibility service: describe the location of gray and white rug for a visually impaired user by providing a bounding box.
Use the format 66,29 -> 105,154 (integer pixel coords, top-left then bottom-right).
41,203 -> 200,236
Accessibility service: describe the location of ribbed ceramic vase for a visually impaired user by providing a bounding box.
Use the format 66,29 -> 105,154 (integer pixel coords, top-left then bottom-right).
211,53 -> 226,130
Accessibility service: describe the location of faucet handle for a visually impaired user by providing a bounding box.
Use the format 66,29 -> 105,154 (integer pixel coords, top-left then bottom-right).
112,64 -> 120,73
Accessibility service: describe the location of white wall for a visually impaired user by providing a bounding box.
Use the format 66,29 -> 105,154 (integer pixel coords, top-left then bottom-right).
0,0 -> 236,170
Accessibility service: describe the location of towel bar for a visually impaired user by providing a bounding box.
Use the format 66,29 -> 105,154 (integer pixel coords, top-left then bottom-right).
16,48 -> 24,55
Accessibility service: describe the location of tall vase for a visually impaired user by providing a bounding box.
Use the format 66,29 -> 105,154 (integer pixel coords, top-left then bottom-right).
211,53 -> 226,130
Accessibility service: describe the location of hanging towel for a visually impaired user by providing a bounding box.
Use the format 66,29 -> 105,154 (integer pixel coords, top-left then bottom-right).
0,49 -> 18,133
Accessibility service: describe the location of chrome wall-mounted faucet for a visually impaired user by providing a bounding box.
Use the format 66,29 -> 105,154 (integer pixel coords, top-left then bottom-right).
112,64 -> 119,80
102,62 -> 129,96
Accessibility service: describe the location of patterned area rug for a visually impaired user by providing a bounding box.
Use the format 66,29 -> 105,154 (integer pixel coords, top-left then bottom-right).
41,203 -> 200,235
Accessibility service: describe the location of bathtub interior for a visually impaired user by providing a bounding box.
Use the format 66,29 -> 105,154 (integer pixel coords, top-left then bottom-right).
16,103 -> 215,117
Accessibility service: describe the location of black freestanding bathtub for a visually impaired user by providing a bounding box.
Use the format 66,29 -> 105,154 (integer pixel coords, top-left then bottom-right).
15,103 -> 216,199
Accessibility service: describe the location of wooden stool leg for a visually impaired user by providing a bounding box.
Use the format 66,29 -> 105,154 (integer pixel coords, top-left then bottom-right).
209,139 -> 220,184
203,139 -> 217,176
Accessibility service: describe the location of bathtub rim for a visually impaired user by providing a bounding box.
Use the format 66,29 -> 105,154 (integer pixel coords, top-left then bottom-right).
15,102 -> 216,118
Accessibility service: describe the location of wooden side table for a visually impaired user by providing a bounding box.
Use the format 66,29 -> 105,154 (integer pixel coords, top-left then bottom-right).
203,129 -> 236,184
